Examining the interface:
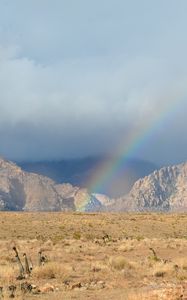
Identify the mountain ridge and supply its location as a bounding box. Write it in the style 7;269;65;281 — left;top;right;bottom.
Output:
0;157;186;212
108;162;187;212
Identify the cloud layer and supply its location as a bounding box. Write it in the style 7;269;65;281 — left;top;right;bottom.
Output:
0;0;186;163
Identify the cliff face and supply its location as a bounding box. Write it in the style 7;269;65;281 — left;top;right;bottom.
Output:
0;158;65;211
110;162;187;211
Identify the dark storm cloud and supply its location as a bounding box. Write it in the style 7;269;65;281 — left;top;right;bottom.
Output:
0;0;186;163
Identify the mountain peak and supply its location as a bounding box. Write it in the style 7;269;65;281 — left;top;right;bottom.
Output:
110;161;187;212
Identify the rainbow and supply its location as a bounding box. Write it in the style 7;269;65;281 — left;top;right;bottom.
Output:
76;90;186;210
86;91;186;198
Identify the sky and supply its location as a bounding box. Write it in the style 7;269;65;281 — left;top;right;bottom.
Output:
0;0;186;164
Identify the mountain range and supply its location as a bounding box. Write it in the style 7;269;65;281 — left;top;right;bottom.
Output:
0;157;186;212
18;156;157;198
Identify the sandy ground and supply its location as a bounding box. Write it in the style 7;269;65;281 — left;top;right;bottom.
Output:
0;212;187;299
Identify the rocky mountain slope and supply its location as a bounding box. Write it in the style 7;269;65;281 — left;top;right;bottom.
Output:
0;158;64;211
109;162;187;211
0;157;106;211
0;157;186;212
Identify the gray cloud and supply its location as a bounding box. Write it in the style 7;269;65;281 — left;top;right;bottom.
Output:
0;0;186;163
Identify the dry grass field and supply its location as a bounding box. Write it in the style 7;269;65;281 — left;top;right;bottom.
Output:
0;212;187;299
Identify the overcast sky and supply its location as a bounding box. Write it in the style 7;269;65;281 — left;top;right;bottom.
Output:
0;0;186;164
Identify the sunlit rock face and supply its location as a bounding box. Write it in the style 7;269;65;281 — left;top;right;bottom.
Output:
109;162;187;212
0;157;64;211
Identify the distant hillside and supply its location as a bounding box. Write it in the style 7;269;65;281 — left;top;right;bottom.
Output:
108;162;187;211
18;156;157;198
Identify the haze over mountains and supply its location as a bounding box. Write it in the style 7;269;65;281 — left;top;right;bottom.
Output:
0;156;186;212
18;156;157;198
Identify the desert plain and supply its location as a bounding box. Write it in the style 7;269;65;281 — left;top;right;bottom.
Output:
0;212;187;299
